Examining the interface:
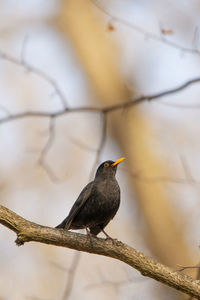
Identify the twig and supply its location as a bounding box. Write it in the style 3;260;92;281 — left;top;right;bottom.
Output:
104;77;200;112
0;49;68;108
67;136;97;152
157;101;200;109
0;204;200;299
177;260;200;300
0;76;199;183
85;278;133;291
190;265;200;300
177;264;200;272
0;50;200;184
38;117;59;181
123;167;200;185
0;78;199;124
180;155;194;181
85;272;146;291
0;105;11;116
89;112;107;179
91;0;200;56
61;252;81;300
132;175;200;185
20;35;29;65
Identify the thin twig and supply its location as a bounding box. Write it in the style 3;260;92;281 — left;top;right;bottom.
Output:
38;117;56;163
67;136;97;152
0;78;199;126
177;264;200;272
122;167;200;185
0;49;68;108
188;262;200;300
38;117;59;181
104;77;200;112
61;252;81;300
90;112;107;179
85;272;146;291
20;35;29;65
157;101;200;109
180;155;194;181
0;76;199;183
91;0;200;56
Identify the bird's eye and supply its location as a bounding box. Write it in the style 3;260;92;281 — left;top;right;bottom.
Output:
104;162;109;167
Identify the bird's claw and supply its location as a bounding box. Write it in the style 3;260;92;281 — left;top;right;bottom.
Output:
105;237;117;245
85;227;97;244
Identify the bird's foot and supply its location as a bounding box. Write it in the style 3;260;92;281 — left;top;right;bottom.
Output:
85;227;97;244
102;229;117;244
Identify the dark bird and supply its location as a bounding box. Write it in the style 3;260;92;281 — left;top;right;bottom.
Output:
56;157;125;238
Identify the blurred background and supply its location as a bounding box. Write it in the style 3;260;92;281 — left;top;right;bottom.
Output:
0;0;200;299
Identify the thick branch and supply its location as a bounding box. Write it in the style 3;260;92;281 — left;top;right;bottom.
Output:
0;205;200;299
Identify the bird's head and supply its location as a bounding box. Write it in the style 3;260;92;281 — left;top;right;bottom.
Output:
95;157;125;179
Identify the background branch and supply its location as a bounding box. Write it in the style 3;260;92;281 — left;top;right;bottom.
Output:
0;77;199;126
91;0;200;56
1;1;200;299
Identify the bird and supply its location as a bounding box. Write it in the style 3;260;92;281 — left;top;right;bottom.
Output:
55;157;125;239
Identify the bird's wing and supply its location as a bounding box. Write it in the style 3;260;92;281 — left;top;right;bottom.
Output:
56;181;94;229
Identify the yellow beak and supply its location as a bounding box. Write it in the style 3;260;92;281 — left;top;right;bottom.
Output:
111;157;125;167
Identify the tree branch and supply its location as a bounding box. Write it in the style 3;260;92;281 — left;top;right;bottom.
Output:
0;49;68;108
0;204;200;299
91;0;200;56
0;77;200;127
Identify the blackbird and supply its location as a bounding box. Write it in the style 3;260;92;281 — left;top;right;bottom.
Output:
56;157;125;238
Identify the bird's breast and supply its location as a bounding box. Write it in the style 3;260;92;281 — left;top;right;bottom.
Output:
98;178;119;194
71;178;120;228
95;179;120;207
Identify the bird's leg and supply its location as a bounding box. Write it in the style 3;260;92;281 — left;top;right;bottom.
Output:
85;227;95;239
102;229;116;244
85;227;91;236
102;229;112;239
85;227;97;246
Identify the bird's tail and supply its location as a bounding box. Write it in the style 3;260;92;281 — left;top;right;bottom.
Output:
55;217;68;229
55;216;72;229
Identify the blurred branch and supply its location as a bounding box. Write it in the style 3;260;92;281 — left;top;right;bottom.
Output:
20;35;29;65
0;49;68;108
38;117;59;181
127;160;200;185
85;271;146;291
130;174;200;185
89;112;107;179
178;263;200;300
189;264;200;300
85;277;133;291
0;71;200;182
91;0;200;56
177;259;200;300
178;265;200;272
61;110;107;298
0;77;200;123
62;111;107;297
0;204;200;299
61;251;81;300
157;101;200;109
0;39;199;116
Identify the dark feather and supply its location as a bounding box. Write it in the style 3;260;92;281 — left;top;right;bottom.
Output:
55;159;123;237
